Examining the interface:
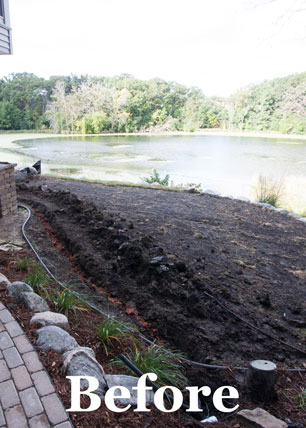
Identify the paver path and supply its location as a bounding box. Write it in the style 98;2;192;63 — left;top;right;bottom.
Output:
0;302;73;428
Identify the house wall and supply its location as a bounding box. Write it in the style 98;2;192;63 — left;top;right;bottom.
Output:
0;163;17;217
0;0;12;54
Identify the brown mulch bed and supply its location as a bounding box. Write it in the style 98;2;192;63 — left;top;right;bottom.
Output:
0;249;305;427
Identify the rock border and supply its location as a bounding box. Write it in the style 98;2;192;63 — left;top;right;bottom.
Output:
200;189;306;223
3;277;153;407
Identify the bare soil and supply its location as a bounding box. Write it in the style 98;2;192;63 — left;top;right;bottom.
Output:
1;250;305;427
17;177;306;367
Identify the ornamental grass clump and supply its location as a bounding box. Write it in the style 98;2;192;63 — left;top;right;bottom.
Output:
49;287;89;318
96;318;137;355
113;344;187;388
25;262;49;297
255;175;284;207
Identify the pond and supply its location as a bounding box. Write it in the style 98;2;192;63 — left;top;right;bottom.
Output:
2;133;306;212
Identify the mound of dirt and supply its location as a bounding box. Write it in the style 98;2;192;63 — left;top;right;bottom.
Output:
18;177;306;366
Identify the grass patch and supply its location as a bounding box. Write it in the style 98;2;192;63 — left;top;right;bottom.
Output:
112;344;187;388
255;175;284;207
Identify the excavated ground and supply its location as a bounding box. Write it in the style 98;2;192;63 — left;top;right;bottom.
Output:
17;176;306;367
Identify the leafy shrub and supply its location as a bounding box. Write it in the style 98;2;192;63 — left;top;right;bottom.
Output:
142;170;170;186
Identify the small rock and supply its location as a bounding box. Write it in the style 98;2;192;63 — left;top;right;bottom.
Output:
20;292;49;312
105;374;154;406
37;326;78;353
7;282;33;299
150;256;164;265
193;232;204;239
9;239;25;248
176;262;187;273
156;265;169;274
0;244;23;252
237;408;287;428
30;311;69;330
63;348;107;396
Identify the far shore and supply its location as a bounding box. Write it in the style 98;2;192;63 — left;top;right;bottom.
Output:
2;128;306;142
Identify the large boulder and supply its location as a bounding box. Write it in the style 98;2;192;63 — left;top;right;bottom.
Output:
20;292;49;312
63;348;107;397
105;374;154;406
7;282;33;299
36;326;78;353
30;311;69;330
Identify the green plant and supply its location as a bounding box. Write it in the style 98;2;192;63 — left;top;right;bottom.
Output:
283;387;306;408
142;170;170;186
96;318;136;355
49;288;88;317
25;263;49;296
295;387;306;408
112;344;187;388
16;258;30;271
255;175;283;207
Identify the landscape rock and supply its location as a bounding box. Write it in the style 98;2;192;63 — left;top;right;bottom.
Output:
30;311;69;330
204;189;221;196
0;272;10;285
36;326;78;353
150;256;164;265
237;407;287;428
20;292;49;312
7;282;33;299
288;212;301;219
236;196;250;202
63;348;107;396
105;374;154;406
254;202;273;208
0;244;23;252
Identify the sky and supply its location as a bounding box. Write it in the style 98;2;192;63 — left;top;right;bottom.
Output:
1;0;306;96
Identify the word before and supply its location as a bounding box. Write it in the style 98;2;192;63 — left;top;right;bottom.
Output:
66;374;239;413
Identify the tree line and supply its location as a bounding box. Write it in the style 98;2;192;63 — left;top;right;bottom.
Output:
0;72;305;134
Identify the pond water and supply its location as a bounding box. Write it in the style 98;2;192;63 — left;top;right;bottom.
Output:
4;134;306;212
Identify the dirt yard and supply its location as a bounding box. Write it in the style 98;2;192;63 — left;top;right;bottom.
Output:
17;177;306;369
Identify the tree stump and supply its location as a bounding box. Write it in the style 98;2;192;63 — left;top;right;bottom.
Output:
246;360;277;403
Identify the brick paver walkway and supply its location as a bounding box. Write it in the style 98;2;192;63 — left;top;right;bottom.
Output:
0;302;73;428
